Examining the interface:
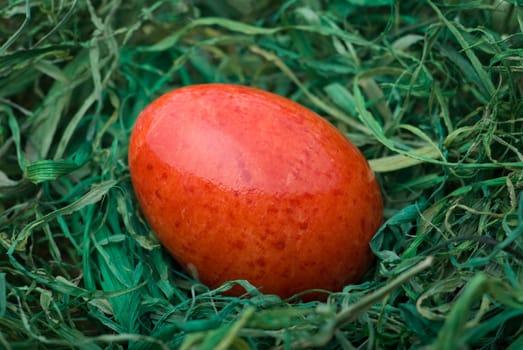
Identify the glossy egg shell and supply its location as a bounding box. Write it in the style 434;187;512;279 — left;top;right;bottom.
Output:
128;84;383;299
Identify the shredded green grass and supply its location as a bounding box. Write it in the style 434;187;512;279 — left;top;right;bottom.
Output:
1;0;523;349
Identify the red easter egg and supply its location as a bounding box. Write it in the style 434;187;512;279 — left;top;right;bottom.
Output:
128;84;383;299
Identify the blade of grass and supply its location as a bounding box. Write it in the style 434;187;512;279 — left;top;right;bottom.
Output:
369;146;442;172
180;307;255;350
429;0;496;100
250;45;370;134
0;0;30;54
432;273;523;350
7;180;116;253
0;273;5;319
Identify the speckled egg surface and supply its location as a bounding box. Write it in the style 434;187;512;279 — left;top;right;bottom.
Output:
128;84;383;299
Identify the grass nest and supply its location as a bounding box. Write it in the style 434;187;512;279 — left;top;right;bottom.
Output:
1;0;522;349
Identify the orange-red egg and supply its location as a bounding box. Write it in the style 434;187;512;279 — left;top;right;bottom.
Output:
128;84;383;299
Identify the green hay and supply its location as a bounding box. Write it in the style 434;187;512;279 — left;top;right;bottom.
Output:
1;0;523;349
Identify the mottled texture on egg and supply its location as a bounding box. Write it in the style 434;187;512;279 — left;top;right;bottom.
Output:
128;84;383;299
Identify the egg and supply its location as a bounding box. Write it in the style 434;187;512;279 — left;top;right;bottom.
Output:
128;84;383;299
